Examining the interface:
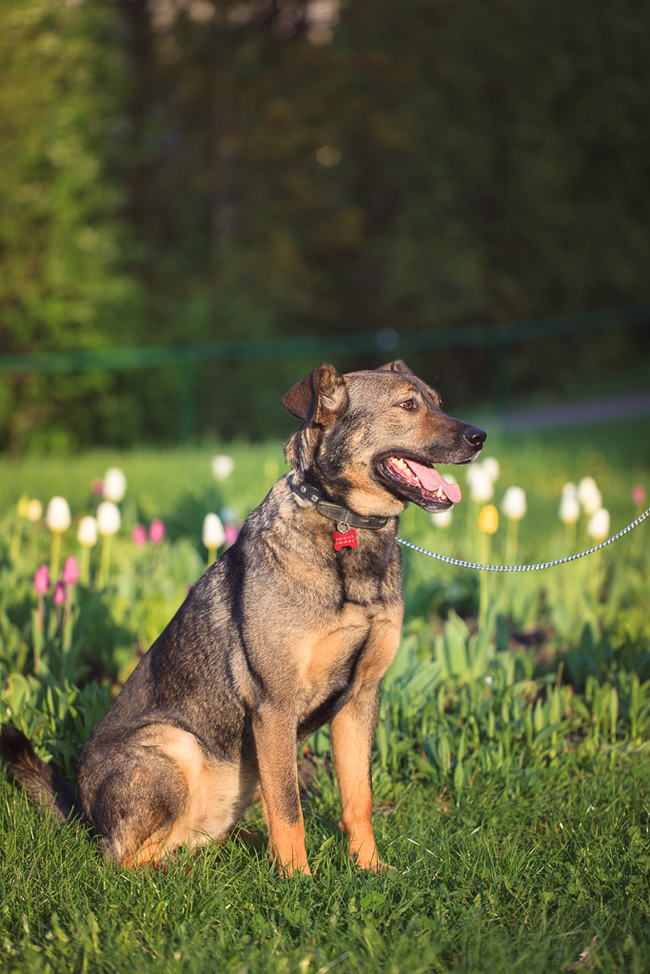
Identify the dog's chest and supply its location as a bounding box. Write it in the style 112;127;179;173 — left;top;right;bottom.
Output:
295;600;401;715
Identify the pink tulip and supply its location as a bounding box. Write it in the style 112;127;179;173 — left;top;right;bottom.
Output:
34;564;50;595
91;478;104;497
61;556;79;587
224;523;240;547
632;484;646;506
52;581;66;606
149;519;165;544
132;523;147;546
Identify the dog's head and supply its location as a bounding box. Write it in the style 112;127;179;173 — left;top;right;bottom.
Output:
282;361;486;518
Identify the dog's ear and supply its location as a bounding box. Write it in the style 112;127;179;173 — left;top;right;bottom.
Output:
376;360;414;375
281;364;348;426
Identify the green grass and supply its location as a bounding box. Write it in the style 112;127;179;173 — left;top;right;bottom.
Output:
2;753;650;973
1;414;649;972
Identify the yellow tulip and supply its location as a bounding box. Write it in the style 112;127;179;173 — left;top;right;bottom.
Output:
16;494;30;519
478;504;499;534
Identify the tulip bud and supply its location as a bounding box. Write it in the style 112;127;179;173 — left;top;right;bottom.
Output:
578;477;602;516
16;494;30;519
559;493;580;525
77;516;98;547
203;513;225;550
224;522;240;546
26;499;43;522
34;564;50;595
432;509;453;528
632;484;646;506
46;496;71;534
478;504;499;534
149;519;165;544
467;464;494;503
211;454;235;481
131;523;147;546
103;467;127;503
501;486;527;521
481;457;500;483
587;507;610;541
52;581;66;606
97;501;121;537
61;556;79;587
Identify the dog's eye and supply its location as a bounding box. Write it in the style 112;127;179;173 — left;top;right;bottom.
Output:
399;399;416;410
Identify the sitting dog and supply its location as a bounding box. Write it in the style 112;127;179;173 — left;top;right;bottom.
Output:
1;360;485;874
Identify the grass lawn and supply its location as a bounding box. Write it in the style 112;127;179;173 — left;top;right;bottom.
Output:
2;753;649;973
1;413;649;973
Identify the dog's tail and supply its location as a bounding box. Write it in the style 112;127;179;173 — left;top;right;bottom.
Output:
0;723;86;824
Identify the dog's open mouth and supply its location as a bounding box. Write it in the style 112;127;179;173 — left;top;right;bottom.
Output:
377;456;462;507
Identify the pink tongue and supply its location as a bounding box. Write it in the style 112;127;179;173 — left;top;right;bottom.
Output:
405;460;462;503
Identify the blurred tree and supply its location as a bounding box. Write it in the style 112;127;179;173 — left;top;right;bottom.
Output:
0;0;142;451
0;0;649;448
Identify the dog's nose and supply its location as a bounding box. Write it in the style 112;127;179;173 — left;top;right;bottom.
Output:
463;427;487;449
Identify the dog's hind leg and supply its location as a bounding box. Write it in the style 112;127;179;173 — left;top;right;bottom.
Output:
82;725;259;867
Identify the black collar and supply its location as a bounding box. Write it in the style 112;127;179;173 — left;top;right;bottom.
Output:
290;480;391;531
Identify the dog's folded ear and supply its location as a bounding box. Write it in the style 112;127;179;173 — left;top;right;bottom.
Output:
376;360;414;375
281;364;349;425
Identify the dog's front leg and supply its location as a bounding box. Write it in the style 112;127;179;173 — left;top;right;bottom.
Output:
330;685;386;872
253;706;310;876
330;615;401;872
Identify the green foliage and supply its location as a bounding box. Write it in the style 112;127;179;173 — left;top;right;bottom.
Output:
0;0;141;451
0;430;649;970
1;0;650;447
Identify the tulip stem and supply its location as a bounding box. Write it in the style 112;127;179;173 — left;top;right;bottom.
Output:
478;533;490;631
50;532;61;582
10;517;25;563
80;546;91;586
207;547;217;566
99;536;112;588
505;518;519;566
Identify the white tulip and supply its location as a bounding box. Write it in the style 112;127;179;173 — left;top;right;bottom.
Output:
431;509;453;528
211;455;235;481
587;507;610;541
467;464;494;503
202;513;225;550
501;486;527;521
482;457;500;482
103;467;127;503
578;476;602;516
561;481;578;498
26;499;43;523
46;496;71;534
77;515;98;548
97;501;121;537
558;493;580;524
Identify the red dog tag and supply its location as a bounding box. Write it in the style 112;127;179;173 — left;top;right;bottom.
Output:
333;527;358;550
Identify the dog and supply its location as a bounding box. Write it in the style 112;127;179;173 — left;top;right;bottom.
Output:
1;360;485;875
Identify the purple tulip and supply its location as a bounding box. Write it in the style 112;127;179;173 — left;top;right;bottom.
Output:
34;564;50;595
132;523;147;546
61;556;79;587
52;581;66;606
149;519;165;544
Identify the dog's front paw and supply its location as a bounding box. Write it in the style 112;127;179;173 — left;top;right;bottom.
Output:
350;845;396;873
